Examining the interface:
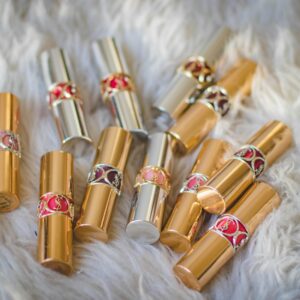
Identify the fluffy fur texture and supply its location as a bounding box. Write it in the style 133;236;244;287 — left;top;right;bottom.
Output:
0;0;300;299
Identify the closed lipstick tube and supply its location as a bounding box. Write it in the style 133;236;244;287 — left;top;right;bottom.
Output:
37;151;74;275
168;59;257;153
153;27;232;123
40;48;92;156
126;132;173;244
0;93;21;212
93;38;147;137
75;127;132;242
174;181;281;291
198;120;292;215
160;139;230;252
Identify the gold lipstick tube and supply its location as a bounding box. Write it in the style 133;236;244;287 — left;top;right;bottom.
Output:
92;38;147;137
198;120;292;215
174;181;281;291
40;48;92;156
160;139;230;252
168;59;257;153
37;151;74;275
126;132;173;244
153;27;232;123
75;127;132;242
0;93;21;212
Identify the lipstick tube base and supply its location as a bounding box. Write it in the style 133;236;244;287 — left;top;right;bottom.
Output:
126;220;160;244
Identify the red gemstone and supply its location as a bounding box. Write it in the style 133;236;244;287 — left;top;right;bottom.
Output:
187;176;198;189
243;148;254;159
109;78;118;89
254;159;264;172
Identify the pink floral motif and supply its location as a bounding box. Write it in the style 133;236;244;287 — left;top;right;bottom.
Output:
211;214;249;251
180;173;208;194
101;73;134;97
0;130;21;156
48;82;81;105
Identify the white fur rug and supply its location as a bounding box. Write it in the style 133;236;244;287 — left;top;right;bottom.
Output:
0;1;300;299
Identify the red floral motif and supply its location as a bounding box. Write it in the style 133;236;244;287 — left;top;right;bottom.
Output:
135;166;170;193
48;82;81;105
211;214;249;251
180;173;208;194
181;56;214;84
233;145;266;177
0;130;21;156
200;86;230;116
101;73;134;97
87;164;123;195
38;193;74;219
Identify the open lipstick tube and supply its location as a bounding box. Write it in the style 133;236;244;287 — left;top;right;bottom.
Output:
198;120;292;215
75;127;132;242
37;151;74;275
160;139;230;252
0;93;21;212
126;132;173;244
168;59;257;153
92;38;147;137
153;27;232;123
40;48;92;156
174;181;281;291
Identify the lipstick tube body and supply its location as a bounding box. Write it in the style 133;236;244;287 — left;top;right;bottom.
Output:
75;127;132;242
174;181;281;291
0;93;21;212
160;139;230;252
93;38;147;137
198;120;292;214
126;132;173;244
40;48;92;156
37;151;74;275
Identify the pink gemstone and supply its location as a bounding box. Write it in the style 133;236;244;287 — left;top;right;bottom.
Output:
52;86;62;98
65;84;72;95
187;176;198;189
143;168;154;181
156;171;165;185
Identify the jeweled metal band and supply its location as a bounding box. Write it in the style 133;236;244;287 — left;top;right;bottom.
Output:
210;214;249;252
100;73;135;99
135;165;171;193
87;163;123;195
179;172;208;194
48;81;82;106
178;56;214;84
199;85;230;116
233;144;266;178
0;130;21;157
38;192;74;219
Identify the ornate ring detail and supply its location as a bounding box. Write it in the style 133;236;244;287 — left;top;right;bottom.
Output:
179;172;208;194
48;81;82;106
200;85;230;116
135;166;171;193
101;73;134;98
210;214;249;251
87;164;123;195
233;145;266;178
38;192;74;219
179;56;214;84
0;130;21;157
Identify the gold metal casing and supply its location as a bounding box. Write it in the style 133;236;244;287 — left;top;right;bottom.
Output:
198;120;292;214
174;182;281;291
126;132;173;244
160;139;230;252
93;38;147;137
0;93;20;212
75;127;132;242
38;151;73;275
153;27;232;123
168;59;257;153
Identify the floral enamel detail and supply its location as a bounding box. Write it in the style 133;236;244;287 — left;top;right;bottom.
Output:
101;73;134;98
0;130;21;157
48;81;81;106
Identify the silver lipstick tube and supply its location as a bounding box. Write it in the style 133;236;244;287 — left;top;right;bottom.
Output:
40;48;92;156
92;38;147;137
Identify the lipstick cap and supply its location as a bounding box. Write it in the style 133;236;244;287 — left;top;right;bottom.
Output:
174;182;281;291
41;48;92;156
198;120;292;215
75;127;132;242
153;27;232;123
160;139;230;252
92;38;147;137
0;93;21;212
38;150;74;275
126;132;173;244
